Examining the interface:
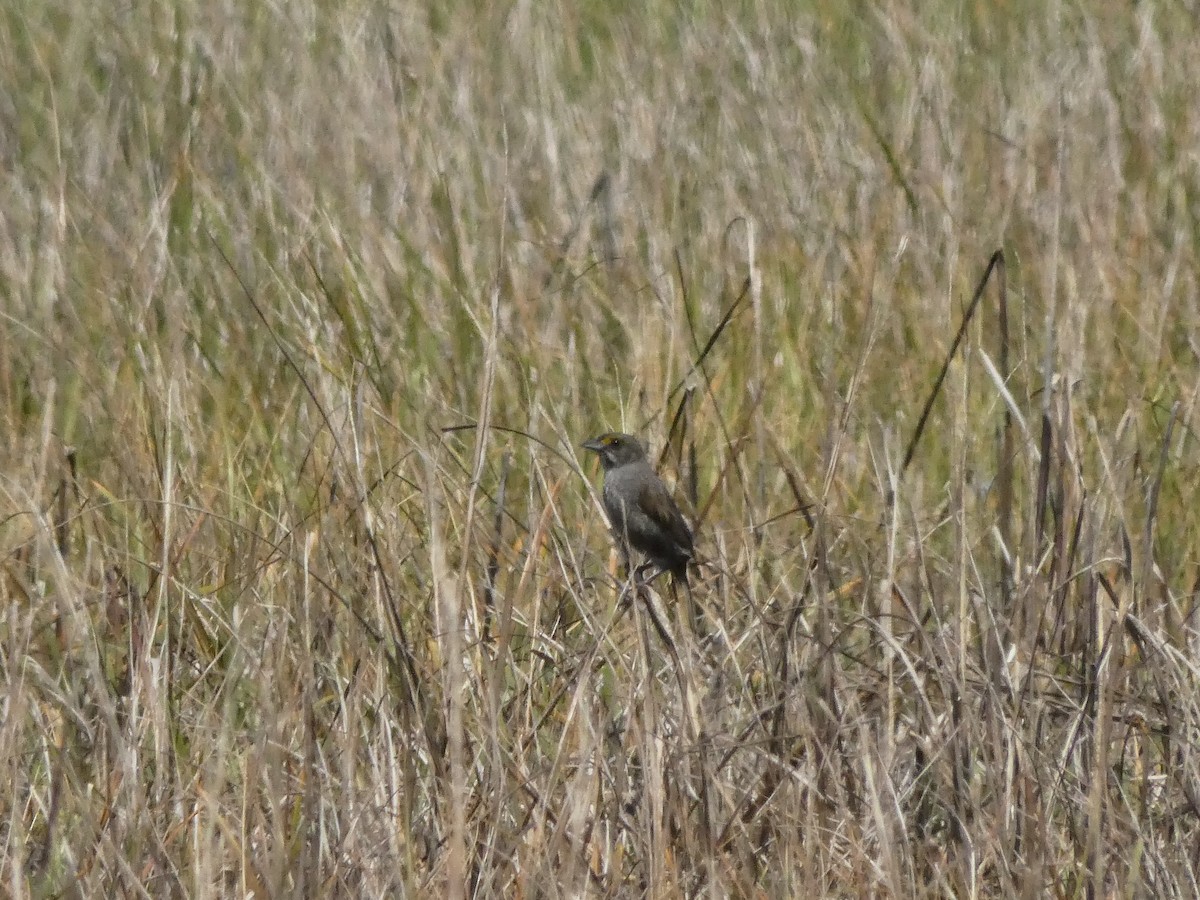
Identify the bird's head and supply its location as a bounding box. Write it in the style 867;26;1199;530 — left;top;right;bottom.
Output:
582;432;647;470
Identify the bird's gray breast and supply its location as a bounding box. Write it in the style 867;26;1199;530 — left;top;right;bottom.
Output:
601;464;640;529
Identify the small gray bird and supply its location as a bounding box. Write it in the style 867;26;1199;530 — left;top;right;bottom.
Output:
581;432;694;585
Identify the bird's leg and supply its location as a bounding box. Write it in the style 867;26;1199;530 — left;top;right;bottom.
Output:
633;561;656;585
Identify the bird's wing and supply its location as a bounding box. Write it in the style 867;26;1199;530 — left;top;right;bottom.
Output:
637;478;694;553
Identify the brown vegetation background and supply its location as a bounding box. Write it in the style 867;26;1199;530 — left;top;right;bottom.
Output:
2;1;1199;896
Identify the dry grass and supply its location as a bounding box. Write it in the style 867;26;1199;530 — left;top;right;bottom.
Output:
3;0;1200;896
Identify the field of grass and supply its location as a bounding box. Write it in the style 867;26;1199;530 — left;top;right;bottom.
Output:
3;0;1200;896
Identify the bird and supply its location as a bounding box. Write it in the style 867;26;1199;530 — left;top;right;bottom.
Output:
581;432;694;587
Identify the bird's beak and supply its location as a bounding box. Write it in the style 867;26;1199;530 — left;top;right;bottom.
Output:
581;438;604;453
